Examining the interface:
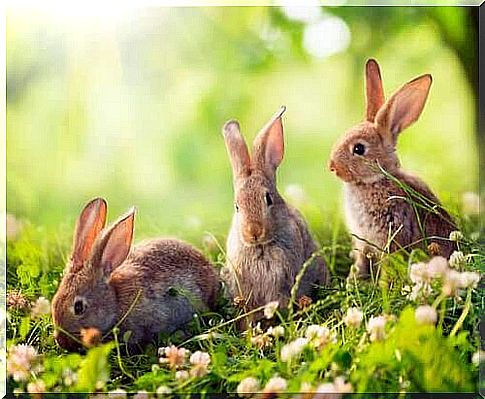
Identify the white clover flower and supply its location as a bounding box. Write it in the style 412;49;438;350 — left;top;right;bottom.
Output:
462;192;480;216
189;351;211;378
108;389;127;399
305;325;334;350
263;301;279;319
409;262;431;284
280;338;309;362
31;297;51;319
449;251;466;269
428;256;449;278
442;269;463;296
237;377;260;397
314;382;337;394
159;345;189;369
343;307;363;328
27;380;45;393
415;305;437;325
459;271;480;289
262;376;288;393
156;385;172;394
266;325;284;338
175;370;189;381
7;344;42;382
367;316;387;342
449;231;464;242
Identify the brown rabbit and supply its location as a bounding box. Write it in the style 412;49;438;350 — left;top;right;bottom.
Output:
329;59;456;276
221;107;328;323
51;198;219;351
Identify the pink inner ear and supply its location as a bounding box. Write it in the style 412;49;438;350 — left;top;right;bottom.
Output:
264;117;284;169
100;213;134;274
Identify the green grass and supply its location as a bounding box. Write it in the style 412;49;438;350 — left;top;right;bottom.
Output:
5;208;483;395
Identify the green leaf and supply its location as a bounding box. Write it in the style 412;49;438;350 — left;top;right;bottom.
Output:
74;343;114;392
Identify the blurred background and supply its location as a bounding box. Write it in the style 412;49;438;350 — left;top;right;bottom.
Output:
6;6;478;245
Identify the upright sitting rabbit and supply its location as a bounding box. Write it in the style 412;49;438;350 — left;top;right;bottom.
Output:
221;107;328;322
52;198;219;351
329;59;456;276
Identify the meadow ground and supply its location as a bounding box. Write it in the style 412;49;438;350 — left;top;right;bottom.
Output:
5;195;483;396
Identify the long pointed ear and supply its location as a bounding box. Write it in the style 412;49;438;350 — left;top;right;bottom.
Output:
365;59;385;122
71;198;107;271
375;74;432;145
252;106;286;176
95;207;135;276
222;120;251;179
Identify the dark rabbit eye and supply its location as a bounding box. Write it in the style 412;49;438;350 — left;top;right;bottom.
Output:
235;203;239;212
73;297;86;316
265;192;273;207
353;143;366;156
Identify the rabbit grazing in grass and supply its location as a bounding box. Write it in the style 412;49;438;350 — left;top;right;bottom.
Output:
221;107;328;323
329;59;456;277
51;198;219;351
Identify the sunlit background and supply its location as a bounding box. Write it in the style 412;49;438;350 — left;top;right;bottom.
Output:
6;6;478;245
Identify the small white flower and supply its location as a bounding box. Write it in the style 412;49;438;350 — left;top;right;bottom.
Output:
409;262;431;284
263;301;279;319
31;297;51;319
305;325;334;350
7;344;42;382
237;377;260;397
27;380;45;393
263;376;288;393
280;338;309;362
159;345;188;369
175;370;189;381
108;389;127;399
367;316;387;342
189;351;211;378
156;385;172;394
459;271;480;289
428;256;449;278
449;251;466;269
443;269;463;296
266;325;284;338
462;192;480;216
333;376;353;393
415;305;437;325
449;231;464;242
343;307;363;328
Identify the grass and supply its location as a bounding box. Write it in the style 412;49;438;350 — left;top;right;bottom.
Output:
5;200;483;396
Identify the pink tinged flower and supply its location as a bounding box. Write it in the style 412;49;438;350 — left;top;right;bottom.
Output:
427;256;449;278
27;380;46;393
175;370;189;381
415;305;437;325
31;297;51;319
459;271;480;289
189;351;211;378
262;376;288;393
237;377;260;397
442;269;464;297
409;262;431;284
343;307;363;328
158;345;188;369
7;344;42;382
367;316;386;342
280;338;309;362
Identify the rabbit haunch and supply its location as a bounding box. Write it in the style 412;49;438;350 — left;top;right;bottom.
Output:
221;107;328;322
51;198;219;351
329;59;456;276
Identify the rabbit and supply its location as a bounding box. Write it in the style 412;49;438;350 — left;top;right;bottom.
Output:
51;198;219;351
328;59;456;277
221;106;329;324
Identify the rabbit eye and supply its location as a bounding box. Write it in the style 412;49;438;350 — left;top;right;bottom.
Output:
235;203;239;212
265;192;273;207
353;143;366;156
73;297;86;316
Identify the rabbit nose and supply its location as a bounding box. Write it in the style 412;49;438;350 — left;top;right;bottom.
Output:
244;223;264;243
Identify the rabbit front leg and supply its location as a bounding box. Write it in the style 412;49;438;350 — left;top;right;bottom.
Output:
350;237;372;278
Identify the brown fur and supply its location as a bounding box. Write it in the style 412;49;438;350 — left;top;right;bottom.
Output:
329;60;456;276
221;107;328;325
51;199;219;351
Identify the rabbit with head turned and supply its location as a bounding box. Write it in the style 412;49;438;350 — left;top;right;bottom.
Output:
51;198;219;351
329;59;456;277
221;107;329;323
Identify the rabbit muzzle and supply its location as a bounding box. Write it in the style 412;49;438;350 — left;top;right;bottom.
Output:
242;221;266;244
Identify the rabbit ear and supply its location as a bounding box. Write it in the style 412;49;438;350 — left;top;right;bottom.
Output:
71;198;107;271
365;59;385;122
223;120;251;179
252;106;286;176
375;74;432;145
96;207;135;276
